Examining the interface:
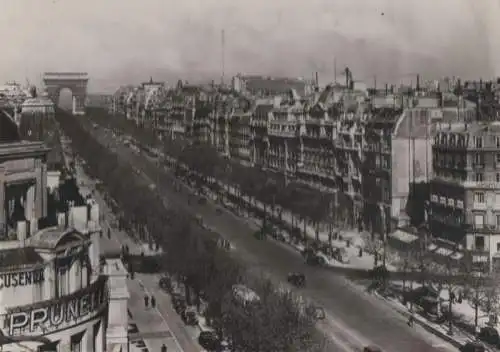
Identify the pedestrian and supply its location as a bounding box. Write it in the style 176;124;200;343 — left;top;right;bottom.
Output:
107;228;111;239
151;295;156;308
161;343;167;352
144;295;149;308
359;247;363;257
407;313;414;327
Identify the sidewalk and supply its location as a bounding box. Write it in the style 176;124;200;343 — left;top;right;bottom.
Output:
373;290;473;349
128;277;182;352
212;180;398;271
65;137;201;352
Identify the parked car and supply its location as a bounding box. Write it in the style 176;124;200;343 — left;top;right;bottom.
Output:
287;272;306;287
253;230;266;240
303;249;326;266
181;307;199;326
198;331;220;351
403;286;439;305
478;326;500;346
172;294;186;314
460;341;486;352
159;276;172;292
306;305;326;320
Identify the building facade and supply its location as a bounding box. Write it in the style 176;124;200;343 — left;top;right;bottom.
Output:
431;121;500;271
0;91;128;351
0;138;110;352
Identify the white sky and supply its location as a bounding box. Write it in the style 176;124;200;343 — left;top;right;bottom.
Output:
1;0;500;92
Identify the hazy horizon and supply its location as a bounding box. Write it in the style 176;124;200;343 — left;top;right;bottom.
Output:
2;0;500;93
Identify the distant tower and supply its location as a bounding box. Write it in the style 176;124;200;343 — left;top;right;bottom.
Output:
221;29;226;86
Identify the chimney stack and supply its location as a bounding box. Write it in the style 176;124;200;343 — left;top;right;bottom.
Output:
315;72;319;88
416;74;420;92
385;83;388;95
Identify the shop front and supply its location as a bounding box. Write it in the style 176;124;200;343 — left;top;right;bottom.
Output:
1;276;108;352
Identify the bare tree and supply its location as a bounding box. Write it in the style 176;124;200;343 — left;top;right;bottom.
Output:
429;256;462;336
222;276;324;352
465;270;500;331
361;232;384;267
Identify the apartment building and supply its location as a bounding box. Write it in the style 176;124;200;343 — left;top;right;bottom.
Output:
249;98;274;165
227;98;253;165
232;74;313;97
431;121;500;271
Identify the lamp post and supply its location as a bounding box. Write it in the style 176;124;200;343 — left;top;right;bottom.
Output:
380;203;387;267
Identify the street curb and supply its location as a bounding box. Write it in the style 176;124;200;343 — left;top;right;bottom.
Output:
372;292;466;349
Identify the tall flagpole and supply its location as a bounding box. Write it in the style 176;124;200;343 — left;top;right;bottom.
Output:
221;29;225;86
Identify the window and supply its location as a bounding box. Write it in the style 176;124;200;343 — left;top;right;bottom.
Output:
497;215;500;229
497;173;500;183
475;153;482;164
496;136;500;148
450;134;455;145
474;214;485;228
474;136;483;148
497;242;500;252
475;235;485;250
38;340;60;352
382;156;390;169
475;173;484;182
70;332;84;352
56;266;70;298
475;192;485;203
92;322;101;352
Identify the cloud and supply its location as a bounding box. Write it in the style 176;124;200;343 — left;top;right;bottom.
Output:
1;0;499;92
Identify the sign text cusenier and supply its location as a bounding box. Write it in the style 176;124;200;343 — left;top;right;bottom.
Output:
0;268;45;289
6;277;107;336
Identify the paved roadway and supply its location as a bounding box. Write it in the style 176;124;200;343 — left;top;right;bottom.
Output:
62;131;201;352
81;118;459;352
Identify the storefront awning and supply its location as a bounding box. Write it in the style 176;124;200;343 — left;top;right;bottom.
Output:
389;229;419;244
428;243;438;251
473;255;489;263
435;247;454;256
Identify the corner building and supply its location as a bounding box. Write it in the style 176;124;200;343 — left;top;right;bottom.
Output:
0;98;115;351
431;121;500;271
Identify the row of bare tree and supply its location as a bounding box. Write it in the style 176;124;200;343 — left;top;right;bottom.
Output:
87;108;352;244
56;108;331;351
84;108;500;335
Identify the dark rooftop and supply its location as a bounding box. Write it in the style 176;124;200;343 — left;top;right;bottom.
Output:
29;227;87;250
0;247;44;270
369;107;403;123
0;109;20;142
244;77;307;96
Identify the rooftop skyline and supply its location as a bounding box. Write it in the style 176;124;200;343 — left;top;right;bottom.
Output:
1;0;499;93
